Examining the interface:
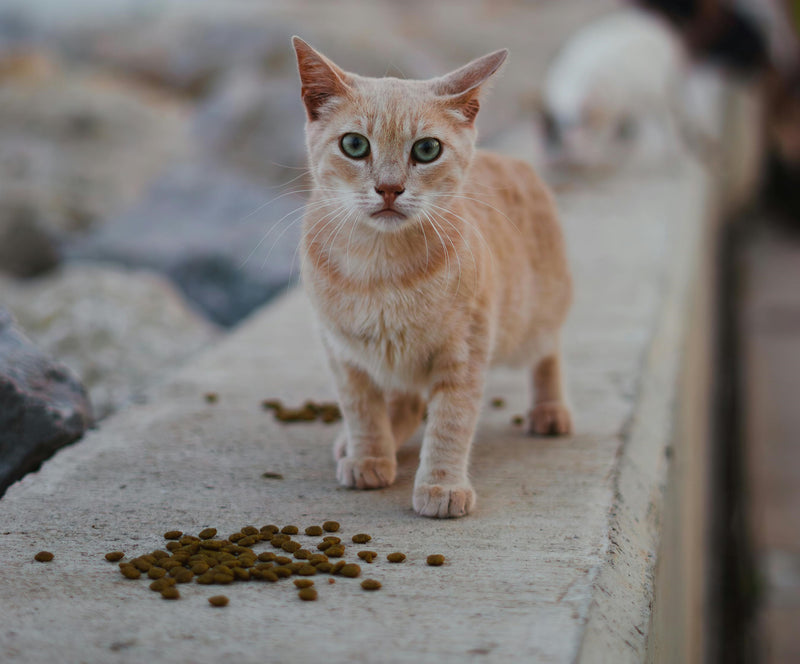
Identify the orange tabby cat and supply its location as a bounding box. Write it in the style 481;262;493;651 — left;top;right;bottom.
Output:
293;37;573;518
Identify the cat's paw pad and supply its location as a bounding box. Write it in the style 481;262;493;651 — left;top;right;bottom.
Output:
527;401;573;436
332;431;347;461
413;482;475;518
337;456;396;489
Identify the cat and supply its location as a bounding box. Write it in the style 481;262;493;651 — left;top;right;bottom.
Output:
292;37;573;518
539;8;687;170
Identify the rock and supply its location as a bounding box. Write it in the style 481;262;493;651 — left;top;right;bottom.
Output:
0;193;59;277
66;161;306;327
0;66;190;237
0;306;91;496
0;265;219;419
194;71;307;182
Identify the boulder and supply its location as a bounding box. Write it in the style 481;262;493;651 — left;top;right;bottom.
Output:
0;306;91;495
0;265;219;419
0;193;59;277
66;161;306;327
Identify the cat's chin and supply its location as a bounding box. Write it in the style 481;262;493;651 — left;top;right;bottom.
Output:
366;210;412;232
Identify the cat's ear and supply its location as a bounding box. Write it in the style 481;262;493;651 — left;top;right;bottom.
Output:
432;49;508;125
292;36;352;121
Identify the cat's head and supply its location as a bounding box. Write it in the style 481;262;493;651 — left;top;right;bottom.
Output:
293;37;507;232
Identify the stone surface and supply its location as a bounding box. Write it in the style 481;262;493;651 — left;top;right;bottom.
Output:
0;65;190;238
0;193;59;277
0;306;91;495
0;152;710;662
66;161;306;327
0;265;219;420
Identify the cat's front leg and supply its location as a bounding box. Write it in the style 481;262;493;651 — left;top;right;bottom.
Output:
413;348;486;518
328;356;397;489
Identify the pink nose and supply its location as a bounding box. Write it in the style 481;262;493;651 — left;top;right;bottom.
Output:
375;184;405;206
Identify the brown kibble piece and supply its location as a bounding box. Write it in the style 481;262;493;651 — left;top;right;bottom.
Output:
294;549;311;560
34;551;54;563
340;564;361;578
326;546;345;558
358;551;377;563
315;562;333;573
120;565;141;579
261;472;284;480
241;526;258;536
305;525;324;536
490;397;505;409
164;530;182;540
387;552;406;563
198;528;217;540
204;392;218;403
208;595;229;607
105;551;124;562
274;556;292;565
361;579;382;590
426;554;445;566
351;533;371;544
294;579;315;589
161;587;180;600
331;561;347;575
282;541;301;553
322;521;339;532
298;587;318;601
147;566;167;579
280;525;299;535
297;565;317;576
149;578;176;592
257;552;276;563
316;540;332;551
511;415;525;426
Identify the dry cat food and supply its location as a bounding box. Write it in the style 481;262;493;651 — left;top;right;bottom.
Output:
34;551;54;562
511;415;525;427
101;520;447;604
204;392;218;404
490;397;506;409
262;399;342;424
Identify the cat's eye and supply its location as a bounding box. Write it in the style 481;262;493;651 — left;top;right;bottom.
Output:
411;138;441;163
340;133;370;159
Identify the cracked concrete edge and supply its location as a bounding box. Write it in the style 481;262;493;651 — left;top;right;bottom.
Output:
575;158;714;664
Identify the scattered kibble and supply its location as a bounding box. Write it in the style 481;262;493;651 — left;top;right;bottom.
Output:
358;551;377;563
261;472;284;480
105;551;124;562
208;595;229;607
305;525;323;536
490;397;505;409
322;521;340;532
164;530;182;540
511;415;525;427
198;528;217;540
352;533;371;544
34;551;54;563
326;546;345;558
294;579;314;589
387;552;406;563
361;579;381;591
426;554;445;566
119;565;141;579
281;525;299;535
204;392;218;404
161;587;180;600
298;587;318;601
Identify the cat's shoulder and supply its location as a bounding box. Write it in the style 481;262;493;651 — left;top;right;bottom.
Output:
470;149;548;193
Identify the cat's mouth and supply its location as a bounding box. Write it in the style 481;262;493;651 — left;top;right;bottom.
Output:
371;208;407;221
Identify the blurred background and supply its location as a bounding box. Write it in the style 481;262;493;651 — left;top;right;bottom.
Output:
0;0;797;661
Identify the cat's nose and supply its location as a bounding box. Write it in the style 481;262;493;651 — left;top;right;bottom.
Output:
375;184;405;206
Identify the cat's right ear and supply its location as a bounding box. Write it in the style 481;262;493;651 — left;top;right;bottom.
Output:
292;37;351;121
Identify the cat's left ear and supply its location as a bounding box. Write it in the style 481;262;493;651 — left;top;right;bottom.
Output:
432;49;509;125
292;36;352;121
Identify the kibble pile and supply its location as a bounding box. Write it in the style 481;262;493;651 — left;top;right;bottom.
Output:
77;521;446;606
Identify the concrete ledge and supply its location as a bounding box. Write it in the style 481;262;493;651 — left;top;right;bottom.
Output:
0;153;713;662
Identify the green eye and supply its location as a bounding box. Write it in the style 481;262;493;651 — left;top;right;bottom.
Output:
411;138;441;163
340;133;370;159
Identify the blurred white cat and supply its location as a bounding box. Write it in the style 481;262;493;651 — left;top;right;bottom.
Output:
539;8;686;170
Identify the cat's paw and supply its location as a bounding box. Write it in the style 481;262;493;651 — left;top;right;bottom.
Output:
332;431;347;461
337;456;396;489
413;482;476;518
527;401;573;436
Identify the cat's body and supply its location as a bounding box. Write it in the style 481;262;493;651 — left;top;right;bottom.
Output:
293;38;572;517
540;8;686;169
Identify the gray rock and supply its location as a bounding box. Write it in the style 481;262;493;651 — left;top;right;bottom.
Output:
194;71;307;182
0;66;190;237
67;161;306;326
0;265;219;419
0;193;59;277
0;306;91;496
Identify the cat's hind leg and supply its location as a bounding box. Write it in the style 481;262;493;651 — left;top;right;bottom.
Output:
387;392;425;450
527;342;573;436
